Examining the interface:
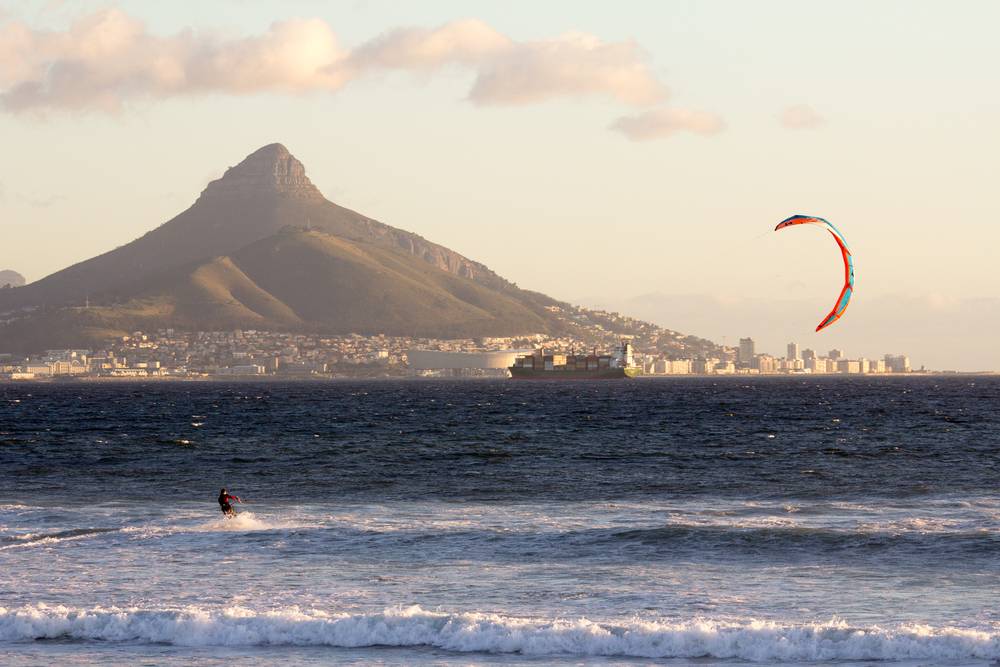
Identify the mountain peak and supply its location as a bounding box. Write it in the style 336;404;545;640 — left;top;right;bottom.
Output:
200;143;322;201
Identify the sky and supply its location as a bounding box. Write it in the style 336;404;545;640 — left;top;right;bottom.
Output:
1;0;998;369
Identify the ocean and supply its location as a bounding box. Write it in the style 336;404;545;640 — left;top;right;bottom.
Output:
1;377;998;665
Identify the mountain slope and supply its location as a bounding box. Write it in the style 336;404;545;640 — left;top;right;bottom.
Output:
0;142;726;358
0;144;511;310
126;228;550;337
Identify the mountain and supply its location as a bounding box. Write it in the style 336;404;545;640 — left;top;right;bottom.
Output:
0;144;511;311
0;143;724;358
104;227;550;337
0;271;25;288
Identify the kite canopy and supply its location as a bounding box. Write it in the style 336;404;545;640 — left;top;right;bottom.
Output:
774;214;854;332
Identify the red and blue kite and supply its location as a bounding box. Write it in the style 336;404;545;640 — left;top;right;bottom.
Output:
775;215;854;332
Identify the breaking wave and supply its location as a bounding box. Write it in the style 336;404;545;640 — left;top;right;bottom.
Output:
0;527;120;550
0;604;997;661
192;511;275;532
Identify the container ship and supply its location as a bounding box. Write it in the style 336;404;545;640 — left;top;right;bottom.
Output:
509;341;641;379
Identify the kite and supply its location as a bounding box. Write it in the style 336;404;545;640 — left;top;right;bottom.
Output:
774;214;854;332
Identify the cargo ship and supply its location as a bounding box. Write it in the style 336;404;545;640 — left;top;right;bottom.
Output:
509;341;642;379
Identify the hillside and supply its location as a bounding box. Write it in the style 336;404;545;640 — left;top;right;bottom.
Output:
0;144;512;311
106;227;552;337
0;143;725;358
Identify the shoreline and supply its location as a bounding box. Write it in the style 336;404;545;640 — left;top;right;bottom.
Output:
1;371;996;385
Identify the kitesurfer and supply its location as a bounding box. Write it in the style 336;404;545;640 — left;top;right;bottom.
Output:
218;488;242;518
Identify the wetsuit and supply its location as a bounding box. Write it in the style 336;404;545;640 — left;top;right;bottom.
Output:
218;492;240;517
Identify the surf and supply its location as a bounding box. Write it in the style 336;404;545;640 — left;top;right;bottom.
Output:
1;604;998;662
0;527;121;550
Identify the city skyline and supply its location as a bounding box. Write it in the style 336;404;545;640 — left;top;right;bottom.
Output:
3;1;999;369
0;328;920;380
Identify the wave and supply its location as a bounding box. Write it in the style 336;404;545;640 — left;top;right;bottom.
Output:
191;511;274;532
0;512;303;551
0;527;120;550
186;511;315;533
0;605;996;662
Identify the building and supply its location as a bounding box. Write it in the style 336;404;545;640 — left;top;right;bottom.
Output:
23;362;53;377
220;364;266;375
714;361;736;374
668;359;692;375
828;349;844;360
802;348;816;361
807;357;831;373
781;358;805;372
787;342;800;361
693;357;718;374
884;354;911;373
837;359;861;374
755;354;777;373
406;349;531;371
738;338;756;366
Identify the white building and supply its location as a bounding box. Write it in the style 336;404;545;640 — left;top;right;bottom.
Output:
406;349;532;370
884;354;911;373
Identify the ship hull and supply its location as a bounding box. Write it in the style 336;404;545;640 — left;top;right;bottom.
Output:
509;367;641;379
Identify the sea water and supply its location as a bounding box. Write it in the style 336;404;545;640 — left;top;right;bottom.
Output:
1;378;998;665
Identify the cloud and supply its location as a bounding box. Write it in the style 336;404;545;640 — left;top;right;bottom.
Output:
0;10;347;112
467;32;667;106
779;104;825;129
0;11;670;113
610;108;725;141
349;19;511;70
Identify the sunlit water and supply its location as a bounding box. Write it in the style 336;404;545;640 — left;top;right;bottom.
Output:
1;378;998;665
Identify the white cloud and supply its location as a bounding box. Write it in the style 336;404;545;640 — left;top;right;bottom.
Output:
349;19;511;70
467;32;667;106
779;104;825;129
0;11;670;114
0;10;347;112
610;108;725;141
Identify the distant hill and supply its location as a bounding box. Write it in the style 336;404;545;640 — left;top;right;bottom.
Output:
0;270;25;288
0;144;725;358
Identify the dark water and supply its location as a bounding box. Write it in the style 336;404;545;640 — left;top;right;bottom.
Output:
1;377;998;665
3;377;998;502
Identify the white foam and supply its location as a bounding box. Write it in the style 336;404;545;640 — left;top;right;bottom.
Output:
0;604;997;661
198;511;271;531
190;511;306;532
0;527;121;551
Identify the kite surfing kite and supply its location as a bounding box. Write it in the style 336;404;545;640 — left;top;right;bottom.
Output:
774;215;854;332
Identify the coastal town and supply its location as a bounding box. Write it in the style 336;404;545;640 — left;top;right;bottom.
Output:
0;327;918;380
